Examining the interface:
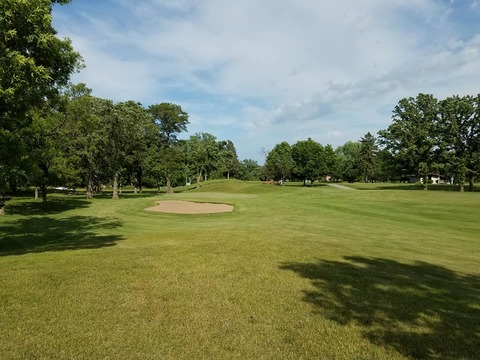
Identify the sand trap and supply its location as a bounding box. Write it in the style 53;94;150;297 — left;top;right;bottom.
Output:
146;200;234;214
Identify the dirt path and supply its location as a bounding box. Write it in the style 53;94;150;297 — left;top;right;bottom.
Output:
327;183;357;191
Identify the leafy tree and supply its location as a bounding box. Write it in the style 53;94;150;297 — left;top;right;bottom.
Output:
439;95;480;191
237;159;263;181
0;0;81;129
375;148;400;182
148;103;189;193
291;138;324;186
357;132;378;183
26;104;71;207
187;132;219;188
218;140;239;179
0;0;81;212
379;94;440;190
63;89;112;199
264;142;294;185
334;141;361;182
97;101;150;199
322;144;337;179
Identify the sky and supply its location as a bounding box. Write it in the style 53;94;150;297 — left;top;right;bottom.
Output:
52;0;480;163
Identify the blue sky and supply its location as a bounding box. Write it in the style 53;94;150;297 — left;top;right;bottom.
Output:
53;0;480;163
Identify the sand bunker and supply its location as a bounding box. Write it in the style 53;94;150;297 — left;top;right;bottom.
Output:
146;200;234;214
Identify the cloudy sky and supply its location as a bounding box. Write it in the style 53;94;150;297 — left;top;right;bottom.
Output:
53;0;480;163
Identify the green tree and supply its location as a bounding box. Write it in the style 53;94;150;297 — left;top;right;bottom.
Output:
0;0;81;212
187;132;219;188
322;144;337;179
148;103;189;193
264;142;294;185
0;0;81;129
237;159;263;181
63;89;111;199
379;94;440;190
26;103;72;208
100;101;150;199
357;132;378;183
218;140;239;179
334;141;361;182
439;95;480;191
291;138;324;186
375;148;400;182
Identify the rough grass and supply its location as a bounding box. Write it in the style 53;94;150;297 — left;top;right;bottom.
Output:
1;180;479;359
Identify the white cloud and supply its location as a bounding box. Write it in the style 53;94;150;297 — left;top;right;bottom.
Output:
53;0;480;162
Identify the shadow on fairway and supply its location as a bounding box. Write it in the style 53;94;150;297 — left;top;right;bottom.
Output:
281;257;480;359
0;216;124;256
6;197;91;216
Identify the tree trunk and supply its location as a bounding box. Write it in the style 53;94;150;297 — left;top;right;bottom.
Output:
157;185;161;193
86;178;93;199
227;171;230;180
41;185;47;209
423;175;428;191
35;187;39;200
0;206;4;216
197;172;201;189
204;173;207;182
166;177;173;194
137;168;143;193
459;182;464;192
112;173;120;199
468;176;474;192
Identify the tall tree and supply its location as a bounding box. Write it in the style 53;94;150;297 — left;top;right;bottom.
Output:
100;101;150;199
237;159;263;181
63;89;111;199
0;0;81;212
322;144;337;178
219;140;239;179
379;94;440;190
0;0;81;129
439;95;480;191
148;103;189;193
187;132;219;188
264;142;294;185
27;103;72;208
291;138;324;186
357;132;378;183
334;141;361;182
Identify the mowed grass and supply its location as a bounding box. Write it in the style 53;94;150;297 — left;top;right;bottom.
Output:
0;180;479;359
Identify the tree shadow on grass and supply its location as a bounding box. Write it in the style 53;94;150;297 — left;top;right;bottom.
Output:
280;257;480;359
0;216;124;256
6;197;91;216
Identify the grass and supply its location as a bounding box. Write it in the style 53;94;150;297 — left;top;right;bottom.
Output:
0;180;479;359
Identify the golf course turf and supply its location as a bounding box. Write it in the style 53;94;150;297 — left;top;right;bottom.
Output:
0;180;479;359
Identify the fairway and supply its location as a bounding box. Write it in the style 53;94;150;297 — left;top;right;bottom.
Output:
1;180;479;359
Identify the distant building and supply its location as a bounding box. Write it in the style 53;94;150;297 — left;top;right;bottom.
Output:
408;174;449;184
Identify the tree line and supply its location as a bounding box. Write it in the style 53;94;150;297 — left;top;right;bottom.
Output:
264;93;480;191
0;0;262;214
1;1;479;215
2;81;264;207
